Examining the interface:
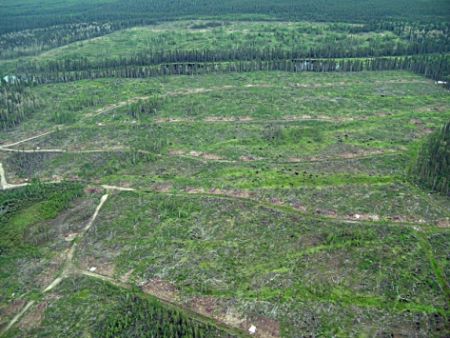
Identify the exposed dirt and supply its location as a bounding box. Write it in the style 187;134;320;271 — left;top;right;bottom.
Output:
339;149;385;159
120;269;135;283
410;118;424;126
315;209;338;217
185;187;206;194
0;162;29;190
189;151;224;161
187;296;280;338
209;188;255;199
204;116;237;122
291;202;307;212
64;233;78;242
245;316;280;338
18;301;48;330
269;197;284;206
35;252;67;289
171;149;398;164
155;117;191;123
0;300;27;321
102;184;136;192
0;131;55;148
141;278;180;303
188;296;222;319
387;215;407;222
436;218;449;228
152;182;173;193
168;149;186;156
244;83;272;88
79;256;115;277
2;301;35;334
240;155;264;162
346;213;380;221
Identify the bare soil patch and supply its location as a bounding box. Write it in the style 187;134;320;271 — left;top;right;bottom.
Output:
209;188;255;199
79;257;115;278
0;300;27;322
346;213;380;221
141;278;179;302
152;183;173;193
189;151;224;160
315;209;337;217
185;187;206;194
246;316;280;338
290;201;307;212
240;155;264;162
120;269;135;283
18;301;48;330
169;149;186;156
436;218;449;228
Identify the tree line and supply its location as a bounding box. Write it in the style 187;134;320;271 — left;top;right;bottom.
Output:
3;54;447;130
411;121;450;196
17;55;450;88
0;21;143;60
0;83;41;130
16;32;450;75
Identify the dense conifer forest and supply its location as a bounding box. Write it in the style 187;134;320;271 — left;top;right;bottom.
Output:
412;121;450;195
2;0;449;34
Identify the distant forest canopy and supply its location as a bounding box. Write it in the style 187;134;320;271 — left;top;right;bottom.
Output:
1;0;450;34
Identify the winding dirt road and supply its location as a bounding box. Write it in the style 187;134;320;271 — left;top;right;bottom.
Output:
0;163;29;190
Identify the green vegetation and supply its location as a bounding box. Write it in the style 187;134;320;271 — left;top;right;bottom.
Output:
3;276;237;337
75;191;448;336
0;182;84;329
0;1;449;336
97;290;235;337
411;121;450;195
1;70;446;336
0;84;41;130
1;0;449;35
6;21;448;64
0;182;83;252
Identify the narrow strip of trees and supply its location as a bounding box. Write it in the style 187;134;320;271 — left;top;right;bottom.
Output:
17;55;450;88
0;83;41;130
411;121;450;196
